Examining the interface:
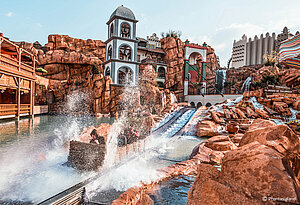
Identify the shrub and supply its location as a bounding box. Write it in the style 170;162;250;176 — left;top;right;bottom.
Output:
35;67;47;73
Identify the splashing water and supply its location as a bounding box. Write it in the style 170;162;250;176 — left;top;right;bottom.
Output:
103;76;140;169
216;69;227;94
249;97;264;110
102;118;124;168
86;109;198;202
289;107;299;122
64;90;92;115
161;92;167;109
0;115;104;203
241;77;251;93
170;93;177;103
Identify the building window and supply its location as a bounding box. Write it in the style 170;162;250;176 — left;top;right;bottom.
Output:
119;45;132;61
105;67;111;76
121;23;131;38
107;45;112;60
188;73;191;81
110;23;114;38
118;67;133;85
157;66;166;78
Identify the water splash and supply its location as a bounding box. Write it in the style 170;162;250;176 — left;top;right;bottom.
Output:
161;92;166;109
103;77;140;169
102;118;124;168
241;77;251;93
86;109;197;201
64;90;92;115
249;96;264;110
216;69;227;94
170;93;177;103
0;115;97;203
289;107;299;122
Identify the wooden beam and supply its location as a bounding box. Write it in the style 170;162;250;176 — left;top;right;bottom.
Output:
18;48;22;71
0;73;3;81
0;38;2;56
13;76;19;86
30;80;34;117
17;77;20;120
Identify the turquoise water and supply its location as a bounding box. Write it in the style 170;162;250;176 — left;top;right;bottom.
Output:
151;175;196;205
0;115;113;203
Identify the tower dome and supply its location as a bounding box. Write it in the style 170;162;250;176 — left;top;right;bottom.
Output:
109;5;136;21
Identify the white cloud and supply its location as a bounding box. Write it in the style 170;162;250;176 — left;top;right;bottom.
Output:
5;12;15;17
216;23;265;39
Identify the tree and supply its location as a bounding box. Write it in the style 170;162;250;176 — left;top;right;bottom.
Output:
161;30;182;39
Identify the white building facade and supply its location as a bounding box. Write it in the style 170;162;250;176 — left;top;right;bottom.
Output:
103;6;139;85
231;27;299;68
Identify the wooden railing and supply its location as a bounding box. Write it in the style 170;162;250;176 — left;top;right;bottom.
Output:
0;104;30;116
0;54;34;75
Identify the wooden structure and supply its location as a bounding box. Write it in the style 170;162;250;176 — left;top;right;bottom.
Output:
0;34;36;120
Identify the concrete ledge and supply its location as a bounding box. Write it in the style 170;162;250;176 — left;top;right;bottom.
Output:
34;105;48;115
185;94;242;106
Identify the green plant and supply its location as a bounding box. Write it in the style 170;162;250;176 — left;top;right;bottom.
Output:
35;67;47;73
252;81;262;89
224;80;235;88
261;75;280;86
263;51;280;76
92;64;100;74
161;30;182;39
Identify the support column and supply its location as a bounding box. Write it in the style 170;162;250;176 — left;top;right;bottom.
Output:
0;37;3;56
183;60;189;96
30;80;34;117
18;48;22;71
201;62;207;94
17;77;20;121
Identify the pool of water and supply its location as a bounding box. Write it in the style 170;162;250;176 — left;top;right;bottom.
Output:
150;175;196;205
0;110;205;204
0;115;113;204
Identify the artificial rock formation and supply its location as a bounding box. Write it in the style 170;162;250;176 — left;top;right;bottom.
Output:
188;95;300;205
19;34;178;116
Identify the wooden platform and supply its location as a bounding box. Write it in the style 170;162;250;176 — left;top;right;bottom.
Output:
0;35;36;120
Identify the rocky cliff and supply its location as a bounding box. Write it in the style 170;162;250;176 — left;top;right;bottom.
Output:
19;34;179;116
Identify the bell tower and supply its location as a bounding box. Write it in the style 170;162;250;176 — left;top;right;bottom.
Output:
103;6;139;86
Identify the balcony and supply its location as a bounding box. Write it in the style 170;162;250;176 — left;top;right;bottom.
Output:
0;104;30;117
141;58;166;65
0;36;35;80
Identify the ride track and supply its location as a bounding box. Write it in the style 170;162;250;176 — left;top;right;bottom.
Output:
38;107;195;205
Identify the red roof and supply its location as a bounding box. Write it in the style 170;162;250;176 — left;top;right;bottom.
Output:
184;43;207;50
138;46;166;54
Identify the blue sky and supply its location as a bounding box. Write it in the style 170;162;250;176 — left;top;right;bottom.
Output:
1;0;300;66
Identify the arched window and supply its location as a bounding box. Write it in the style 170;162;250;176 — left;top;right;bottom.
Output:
189;52;202;65
196;102;203;108
188;73;191;81
118;67;133;85
107;45;112;60
158;82;164;88
105;67;110;76
205;102;212;107
188;85;195;95
110;23;114;38
190;102;195;108
119;45;132;61
157;67;166;78
121;23;131;38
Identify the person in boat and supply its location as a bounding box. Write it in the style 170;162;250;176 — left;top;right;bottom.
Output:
89;129;105;144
